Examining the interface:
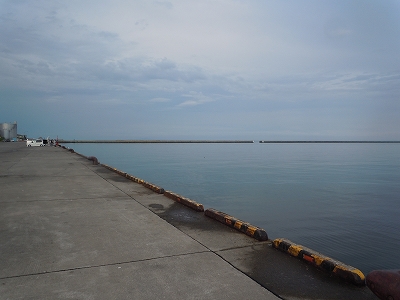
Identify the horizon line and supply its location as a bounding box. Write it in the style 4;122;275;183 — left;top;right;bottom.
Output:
59;139;400;144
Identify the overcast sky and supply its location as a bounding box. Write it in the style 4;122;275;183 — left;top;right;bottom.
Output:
1;0;399;140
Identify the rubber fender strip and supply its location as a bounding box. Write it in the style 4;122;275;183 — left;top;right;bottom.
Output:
124;173;145;184
100;164;126;175
98;164;167;195
101;164;118;172
273;238;366;286
142;181;165;194
109;165;127;176
114;168;126;176
101;163;110;169
164;191;204;212
101;164;149;188
204;208;268;241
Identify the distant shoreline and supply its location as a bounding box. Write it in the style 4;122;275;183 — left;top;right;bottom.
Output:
59;140;400;144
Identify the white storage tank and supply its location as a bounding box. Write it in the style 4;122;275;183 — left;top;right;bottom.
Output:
0;122;17;140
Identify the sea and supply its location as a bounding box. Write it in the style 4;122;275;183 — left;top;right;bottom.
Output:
64;142;400;274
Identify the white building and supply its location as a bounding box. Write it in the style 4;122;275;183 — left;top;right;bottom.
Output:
0;122;18;140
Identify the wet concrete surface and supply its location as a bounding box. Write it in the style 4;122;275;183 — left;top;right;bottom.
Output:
145;199;377;299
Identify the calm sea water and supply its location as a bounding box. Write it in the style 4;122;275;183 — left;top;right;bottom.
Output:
64;142;400;274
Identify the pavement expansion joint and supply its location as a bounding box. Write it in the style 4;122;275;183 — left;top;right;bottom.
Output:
0;196;129;204
0;250;212;281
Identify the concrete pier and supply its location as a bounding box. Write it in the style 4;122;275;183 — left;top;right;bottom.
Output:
0;142;377;299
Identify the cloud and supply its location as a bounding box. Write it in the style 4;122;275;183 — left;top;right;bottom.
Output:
153;1;173;10
150;97;170;103
177;91;214;107
1;0;400;139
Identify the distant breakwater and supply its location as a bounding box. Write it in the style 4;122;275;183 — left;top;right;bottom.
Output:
60;140;255;143
259;141;400;143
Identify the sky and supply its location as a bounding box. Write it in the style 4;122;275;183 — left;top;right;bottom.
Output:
1;0;400;140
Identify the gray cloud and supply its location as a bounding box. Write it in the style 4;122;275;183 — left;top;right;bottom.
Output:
1;0;399;140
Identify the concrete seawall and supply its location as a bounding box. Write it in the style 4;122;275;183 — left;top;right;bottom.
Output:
0;142;377;299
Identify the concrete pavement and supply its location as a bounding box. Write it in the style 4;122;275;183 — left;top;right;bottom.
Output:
0;142;377;299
